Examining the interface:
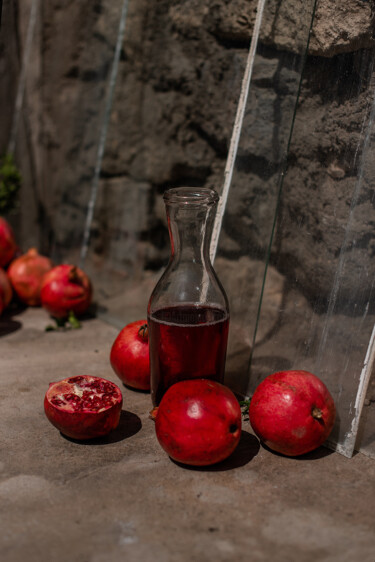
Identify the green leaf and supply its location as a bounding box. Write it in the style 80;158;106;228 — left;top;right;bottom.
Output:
239;399;251;420
45;312;82;332
68;310;81;329
0;153;21;215
55;316;67;328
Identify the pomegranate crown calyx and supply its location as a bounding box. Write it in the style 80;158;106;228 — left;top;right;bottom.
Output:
68;266;83;285
149;406;158;421
138;323;148;341
312;407;323;420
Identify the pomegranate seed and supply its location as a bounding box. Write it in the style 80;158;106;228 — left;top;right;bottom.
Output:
67;393;82;402
68;376;85;384
88;381;101;389
51;398;64;406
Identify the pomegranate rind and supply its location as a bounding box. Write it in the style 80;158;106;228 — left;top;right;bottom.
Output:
8;248;53;306
0;268;12;308
0;291;4;316
110;319;150;391
155;379;242;466
249;370;336;456
40;264;92;319
0;217;17;268
44;375;123;440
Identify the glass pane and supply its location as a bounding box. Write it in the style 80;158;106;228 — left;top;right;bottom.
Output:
358;367;375;458
48;2;127;265
0;0;42;249
220;36;375;456
83;1;267;325
215;0;317;396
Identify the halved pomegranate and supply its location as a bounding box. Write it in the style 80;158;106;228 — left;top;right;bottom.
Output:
44;375;123;440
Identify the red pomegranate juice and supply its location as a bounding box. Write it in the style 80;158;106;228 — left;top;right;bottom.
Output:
148;305;229;405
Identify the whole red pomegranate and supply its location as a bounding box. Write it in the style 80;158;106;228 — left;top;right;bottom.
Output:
7;248;53;306
0;267;12;308
110;320;150;391
44;375;123;440
0;217;17;268
40;264;92;319
155;379;242;466
249;370;336;456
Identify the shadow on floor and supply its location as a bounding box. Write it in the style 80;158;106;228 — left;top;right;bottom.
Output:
0;301;28;337
260;442;335;460
173;430;260;472
0;316;22;337
62;410;142;445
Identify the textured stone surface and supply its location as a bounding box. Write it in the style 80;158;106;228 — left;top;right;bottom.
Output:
2;0;375;287
0;307;374;562
310;0;375;56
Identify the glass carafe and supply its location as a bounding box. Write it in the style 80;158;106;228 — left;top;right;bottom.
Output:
147;187;230;406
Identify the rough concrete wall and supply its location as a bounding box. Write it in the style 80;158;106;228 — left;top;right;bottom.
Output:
1;0;375;314
2;0;375;274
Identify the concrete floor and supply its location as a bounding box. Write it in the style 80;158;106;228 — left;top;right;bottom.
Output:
1;307;374;562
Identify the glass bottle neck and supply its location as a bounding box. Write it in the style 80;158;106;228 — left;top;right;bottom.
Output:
166;203;215;266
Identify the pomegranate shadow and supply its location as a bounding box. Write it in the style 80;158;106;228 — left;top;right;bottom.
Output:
62;410;142;445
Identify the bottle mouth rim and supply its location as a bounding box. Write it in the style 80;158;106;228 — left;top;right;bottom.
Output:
163;187;219;206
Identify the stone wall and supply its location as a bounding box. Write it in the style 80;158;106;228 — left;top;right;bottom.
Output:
2;1;375;281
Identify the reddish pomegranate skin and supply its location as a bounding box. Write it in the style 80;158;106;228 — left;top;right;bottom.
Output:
8;248;53;306
0;267;12;308
249;370;336;457
0;291;4;316
40;264;92;318
110;320;150;391
44;375;123;440
155;379;242;466
0;217;17;268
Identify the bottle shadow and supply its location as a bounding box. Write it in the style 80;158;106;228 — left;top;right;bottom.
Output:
61;410;142;445
172;430;260;472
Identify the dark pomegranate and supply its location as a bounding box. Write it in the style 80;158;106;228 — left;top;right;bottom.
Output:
0;267;13;308
44;375;123;440
249;369;336;456
40;264;92;318
110;320;150;391
0;217;17;267
8;248;53;306
155;379;242;466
